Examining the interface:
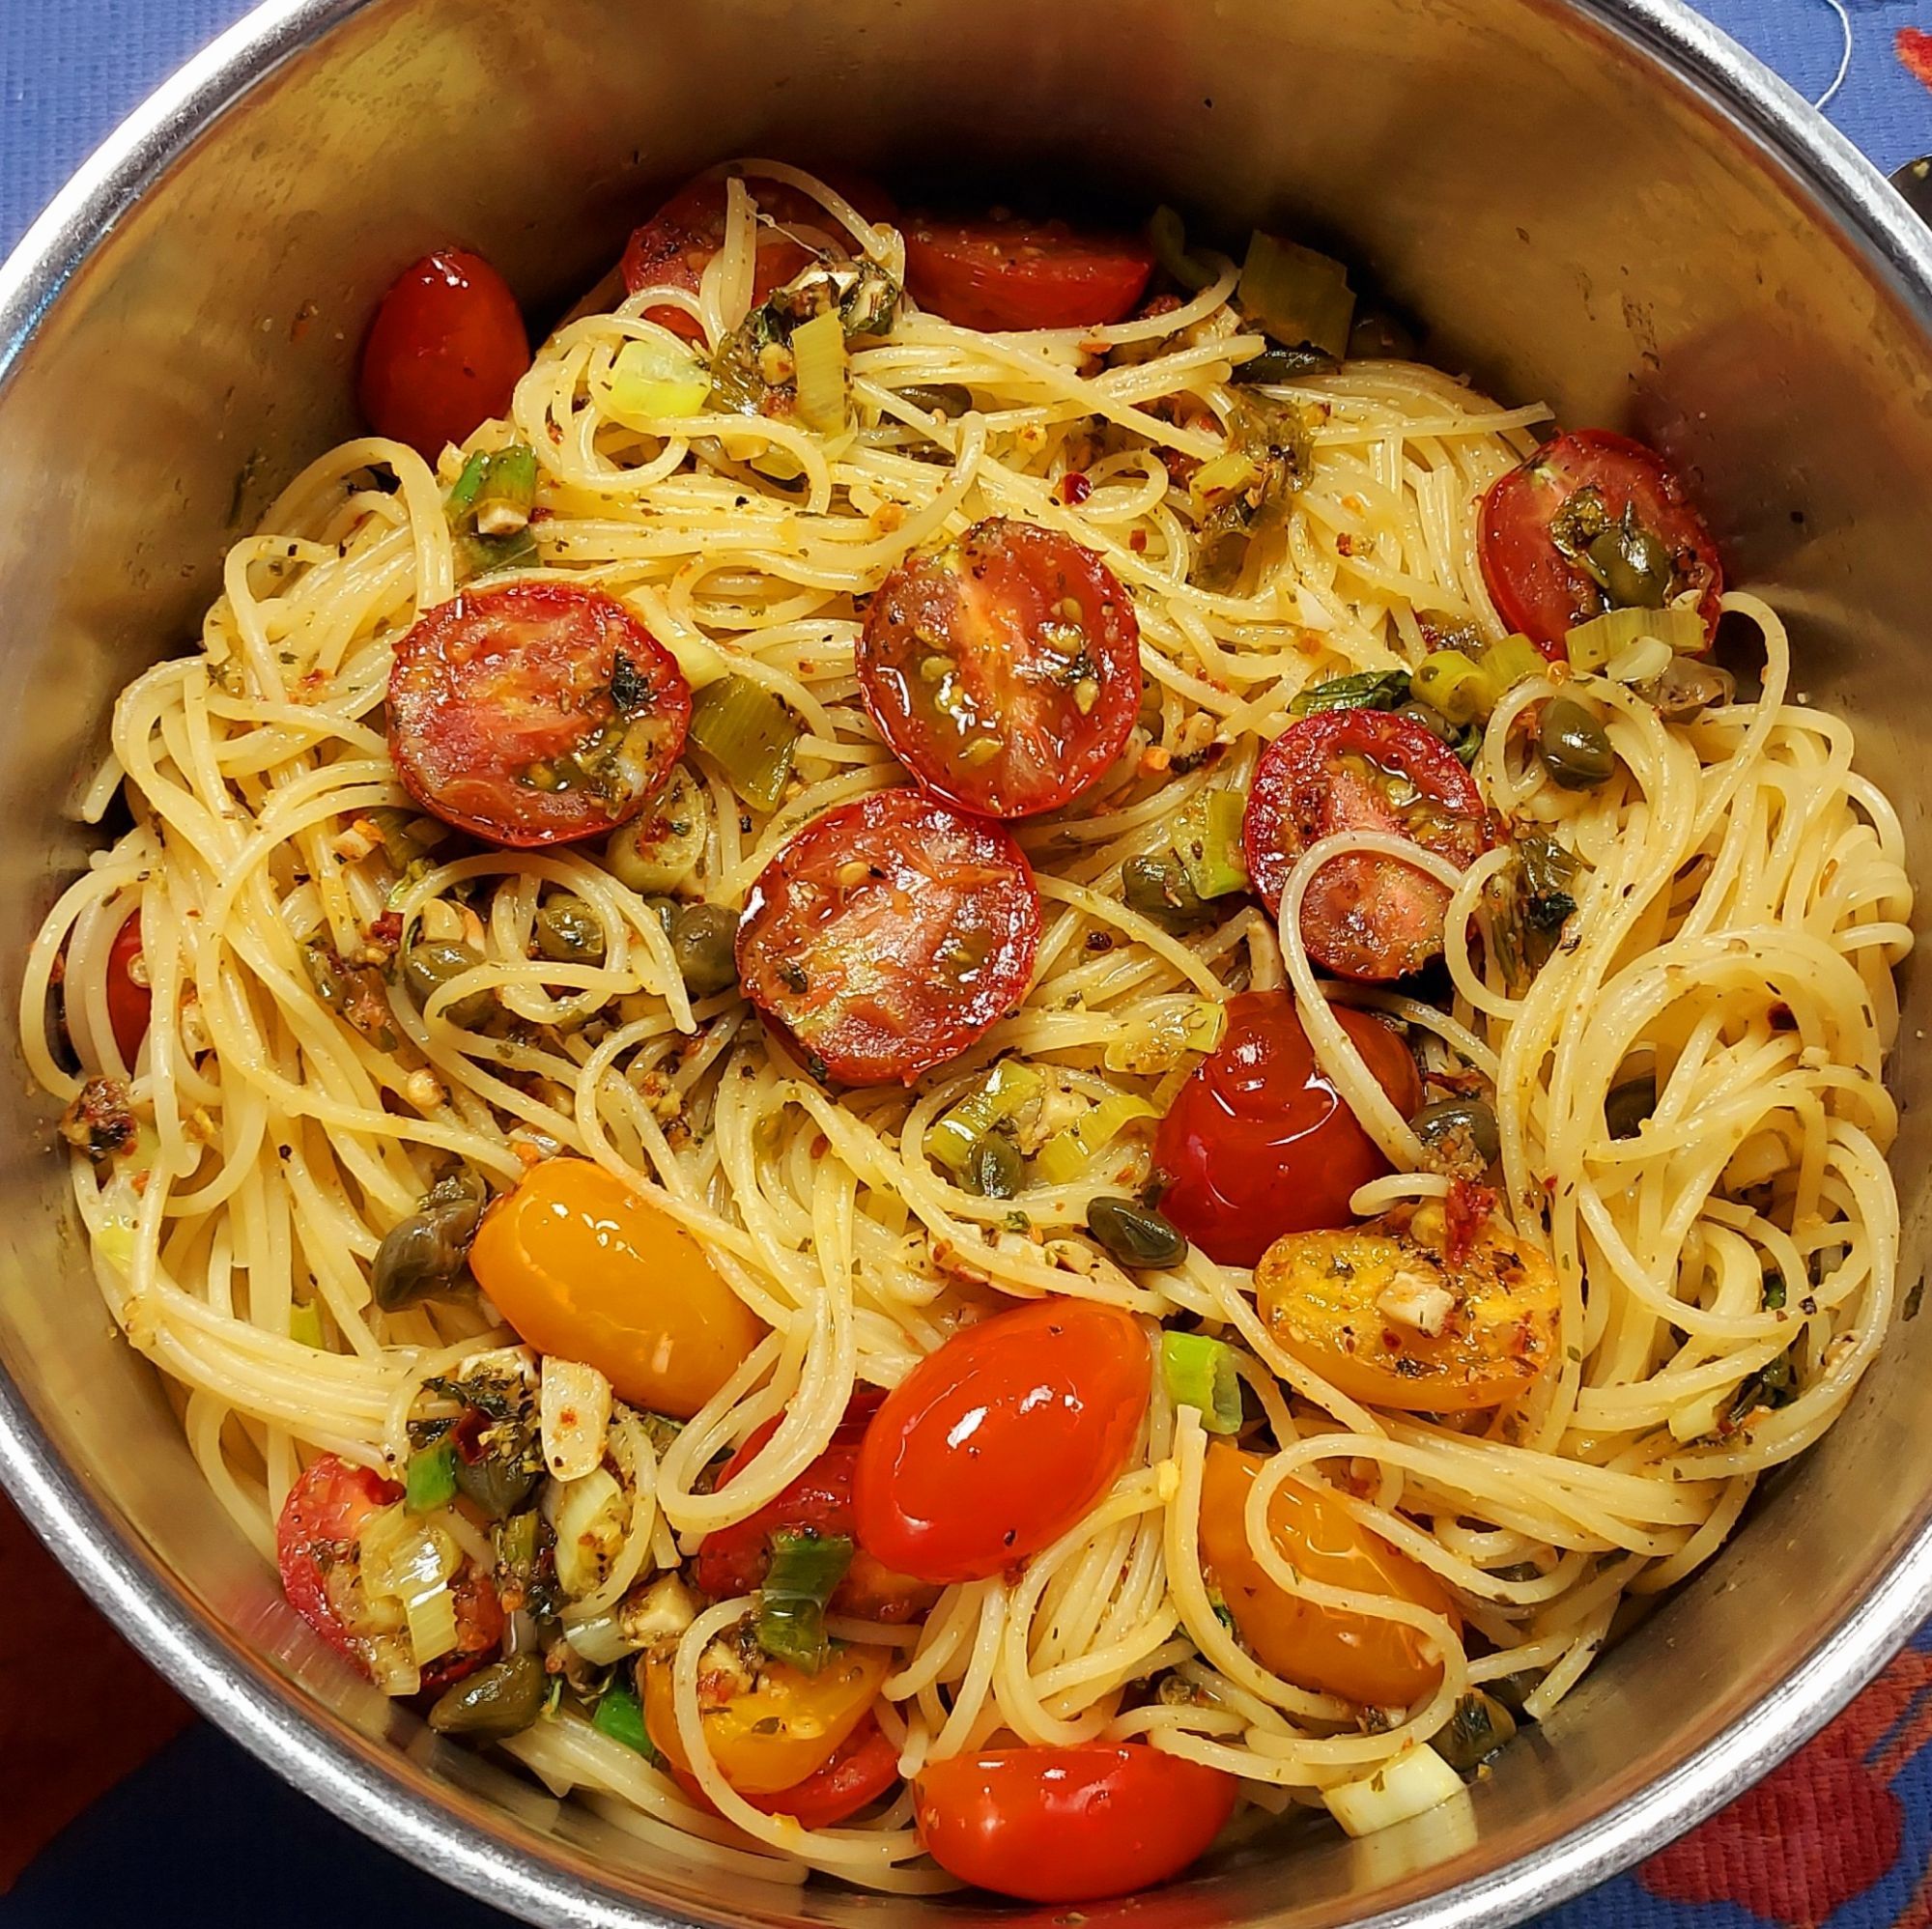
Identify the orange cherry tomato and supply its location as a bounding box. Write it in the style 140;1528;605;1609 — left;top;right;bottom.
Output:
903;213;1154;332
642;1643;889;1795
357;249;530;459
914;1743;1236;1902
103;912;151;1066
1197;1441;1458;1706
469;1159;763;1416
853;1298;1151;1584
663;1714;902;1829
1254;1199;1560;1412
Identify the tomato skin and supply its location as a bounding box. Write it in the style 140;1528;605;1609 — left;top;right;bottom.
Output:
665;1715;901;1829
1197;1442;1457;1707
903;213;1154;332
104;913;151;1065
853;1298;1151;1585
914;1744;1236;1902
1242;709;1492;981
469;1158;764;1416
358;250;530;459
1153;992;1420;1269
695;1393;940;1623
736;788;1041;1087
1478;429;1723;659
387;582;691;848
857;518;1141;818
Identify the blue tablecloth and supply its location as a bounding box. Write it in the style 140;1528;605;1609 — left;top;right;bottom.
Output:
1;4;1929;1927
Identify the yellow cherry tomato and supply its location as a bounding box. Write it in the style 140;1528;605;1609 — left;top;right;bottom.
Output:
1255;1198;1559;1412
643;1642;890;1795
469;1158;762;1416
1197;1441;1459;1707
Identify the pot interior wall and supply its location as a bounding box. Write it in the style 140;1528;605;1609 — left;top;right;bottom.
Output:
2;0;1929;1923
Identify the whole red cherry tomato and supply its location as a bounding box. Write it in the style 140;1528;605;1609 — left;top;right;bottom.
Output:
1153;991;1421;1268
102;912;151;1066
358;250;530;459
914;1743;1236;1901
903;213;1154;332
853;1298;1150;1584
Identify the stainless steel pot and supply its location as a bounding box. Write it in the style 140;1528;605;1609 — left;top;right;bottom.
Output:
4;1;1931;1922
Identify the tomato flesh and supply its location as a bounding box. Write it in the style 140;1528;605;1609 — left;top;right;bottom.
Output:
735;788;1041;1087
853;1297;1150;1584
103;912;151;1066
357;250;530;460
1478;428;1723;659
387;582;691;848
1153;991;1421;1269
903;213;1154;332
858;517;1141;818
915;1744;1236;1902
1242;709;1491;981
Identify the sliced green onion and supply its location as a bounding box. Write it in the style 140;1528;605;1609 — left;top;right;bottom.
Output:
289;1302;326;1349
592;1680;659;1759
1563;604;1706;671
756;1528;855;1674
1412;649;1500;725
1103;999;1226;1074
1161;1331;1243;1434
687;676;802;811
1149;207;1214;294
406;1438;459;1514
473;444;537;536
445;450;490;515
1188;449;1262;513
1172;789;1248;900
925;1061;1044;1173
1290;667;1410;716
1478;633;1546;696
790;309;848;435
1033;1092;1160;1187
1238;233;1355;360
609;336;712;423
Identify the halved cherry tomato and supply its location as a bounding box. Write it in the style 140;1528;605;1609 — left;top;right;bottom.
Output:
622;170;895;342
274;1455;502;1688
903;212;1154;332
735;788;1040;1087
387;582;691;848
1197;1442;1458;1707
357;250;530;459
103;912;151;1066
1254;1197;1559;1412
642;1642;889;1795
469;1158;763;1416
1152;991;1421;1269
914;1743;1236;1902
1242;709;1492;981
857;517;1141;818
1478;428;1723;659
695;1392;939;1623
663;1713;902;1829
853;1297;1150;1584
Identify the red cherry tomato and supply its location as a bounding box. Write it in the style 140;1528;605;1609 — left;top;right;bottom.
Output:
735;788;1041;1087
1478;429;1723;659
357;250;530;460
387;582;691;848
274;1455;501;1688
694;1392;940;1623
853;1298;1150;1584
1153;991;1421;1268
903;213;1154;332
104;913;151;1065
1242;710;1492;981
914;1744;1236;1902
622;170;895;342
857;517;1141;818
667;1714;902;1829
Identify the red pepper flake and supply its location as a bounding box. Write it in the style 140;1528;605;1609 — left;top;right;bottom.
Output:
1058;471;1093;507
1128;528;1148;553
1445;1177;1498;1267
1899;25;1932;87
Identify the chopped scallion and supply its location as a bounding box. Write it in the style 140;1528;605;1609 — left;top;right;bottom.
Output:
1161;1331;1243;1433
756;1528;855;1674
1563;604;1706;671
445;450;490;515
687;676;802;811
1478;633;1547;696
608;337;712;422
790;309;849;435
473;444;537;536
1238;233;1355;360
1148;207;1214;294
591;1680;659;1759
1171;789;1248;899
924;1061;1044;1173
289;1302;326;1349
1033;1092;1160;1186
405;1438;459;1514
1411;649;1500;725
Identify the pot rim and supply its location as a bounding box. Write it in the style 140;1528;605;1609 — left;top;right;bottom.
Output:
5;2;1932;1924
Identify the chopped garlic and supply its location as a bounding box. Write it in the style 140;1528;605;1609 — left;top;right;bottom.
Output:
1376;1269;1456;1339
1322;1745;1464;1837
541;1356;613;1481
618;1571;699;1646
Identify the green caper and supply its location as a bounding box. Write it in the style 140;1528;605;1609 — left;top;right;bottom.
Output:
1484;1669;1542;1718
671;901;740;999
1410;1097;1501;1170
1605;1072;1658;1141
1537;697;1615;790
453;1451;540;1519
1122;854;1212;933
1395;700;1462;749
642;895;679;939
1346;308;1418;360
1641;656;1735;723
1237;344;1337;383
960;1132;1022;1201
403;940;494;1029
899;383;975;419
372;1170;487;1312
427;1649;547;1740
1086;1195;1188;1269
535;894;607;966
1586;519;1672;610
1433;1689;1519;1772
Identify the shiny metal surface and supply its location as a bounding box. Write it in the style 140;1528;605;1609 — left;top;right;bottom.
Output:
3;0;1932;1923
